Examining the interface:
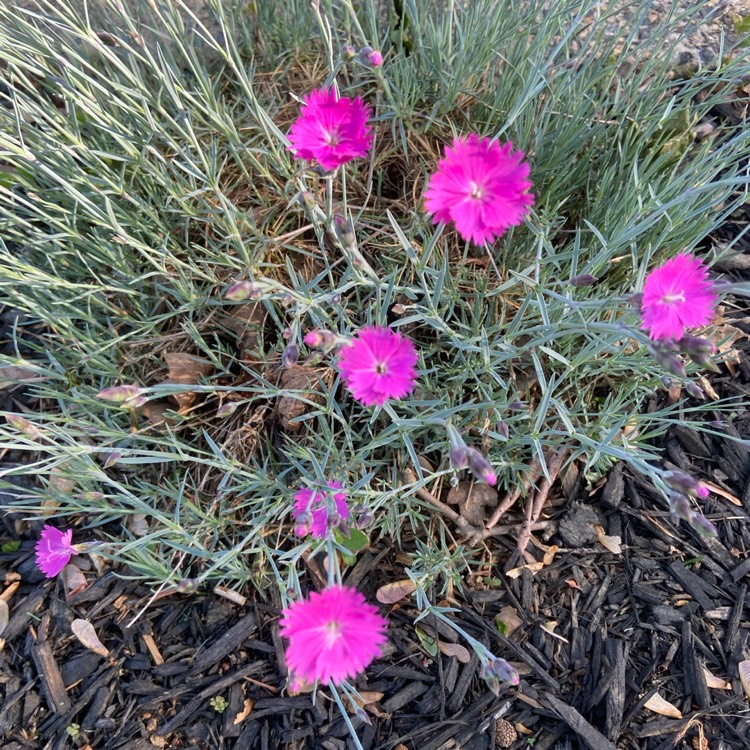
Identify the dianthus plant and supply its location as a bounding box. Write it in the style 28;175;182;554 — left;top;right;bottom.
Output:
1;1;749;746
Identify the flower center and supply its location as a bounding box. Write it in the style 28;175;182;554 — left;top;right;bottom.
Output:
375;362;388;375
324;128;341;146
323;620;342;648
661;290;686;305
468;181;484;200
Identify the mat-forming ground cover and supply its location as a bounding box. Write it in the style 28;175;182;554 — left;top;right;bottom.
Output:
1;0;749;733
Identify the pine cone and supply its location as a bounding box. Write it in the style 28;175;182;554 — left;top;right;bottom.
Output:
495;718;518;748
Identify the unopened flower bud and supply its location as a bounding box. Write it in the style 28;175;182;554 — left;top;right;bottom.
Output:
668;493;693;523
480;657;519;695
176;578;199;594
569;274;598;288
659;375;673;389
97;384;145;406
304;329;338;351
333;215;357;251
467;448;497;486
626;292;643;309
358;45;382;67
355;509;374;529
491;658;520;686
506;401;526;411
496;420;509;440
281;344;299;369
299;191;317;211
6;414;42;438
665;471;710;500
449;444;469;470
341;43;356;60
684;381;705;400
76;491;104;502
216;402;240;418
679;335;719;371
294;511;311;538
225;280;263;301
679;335;716;356
690;513;718;538
392;303;406;314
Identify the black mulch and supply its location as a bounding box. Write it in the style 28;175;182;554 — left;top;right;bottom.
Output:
2;72;750;750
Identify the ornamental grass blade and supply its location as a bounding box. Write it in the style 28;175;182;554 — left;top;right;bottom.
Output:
71;619;109;657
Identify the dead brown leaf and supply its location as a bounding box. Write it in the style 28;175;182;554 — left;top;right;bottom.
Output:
700;480;741;507
438;642;471;663
0;598;8;636
644;692;682;719
376;579;417;604
446;480;498;527
345;691;390;719
542;544;559;566
0;364;47;386
739;660;750;699
61;564;89;600
275;365;333;432
219;301;266;356
141;400;179;428
163;353;213;412
702;666;731;690
233;698;254;725
71;619;109;657
495;605;523;636
712;321;745;375
593;524;622;554
129;514;149;536
506;562;544;579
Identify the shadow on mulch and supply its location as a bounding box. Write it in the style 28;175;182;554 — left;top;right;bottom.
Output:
3;68;750;750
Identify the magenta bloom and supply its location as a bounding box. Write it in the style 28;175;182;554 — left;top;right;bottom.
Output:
35;525;78;578
338;327;418;406
641;253;716;340
424;134;534;245
293;481;349;538
288;88;372;172
280;586;387;685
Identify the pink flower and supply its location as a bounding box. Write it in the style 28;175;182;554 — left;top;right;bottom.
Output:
641;253;716;340
424;134;534;245
338;327;418;406
280;586;387;685
293;481;349;538
35;525;78;578
288;88;372;172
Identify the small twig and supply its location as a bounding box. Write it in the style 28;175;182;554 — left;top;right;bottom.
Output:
482;456;544;533
516;450;567;561
482;519;555;539
403;468;477;536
